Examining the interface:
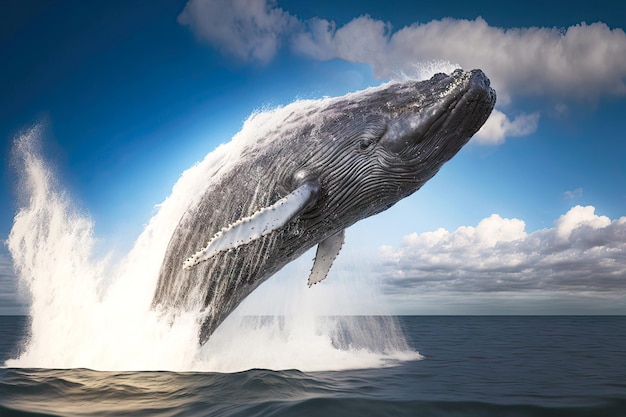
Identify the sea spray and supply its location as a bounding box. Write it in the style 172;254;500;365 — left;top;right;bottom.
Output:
200;254;419;372
5;116;419;372
6;126;202;370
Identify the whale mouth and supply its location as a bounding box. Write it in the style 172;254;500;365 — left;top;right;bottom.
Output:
426;69;495;140
440;69;496;145
452;69;496;116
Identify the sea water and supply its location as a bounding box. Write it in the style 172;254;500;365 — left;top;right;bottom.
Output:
1;316;625;416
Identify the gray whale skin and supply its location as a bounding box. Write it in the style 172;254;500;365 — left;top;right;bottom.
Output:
153;69;496;345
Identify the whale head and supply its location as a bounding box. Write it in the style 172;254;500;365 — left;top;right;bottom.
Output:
378;69;495;178
303;69;496;223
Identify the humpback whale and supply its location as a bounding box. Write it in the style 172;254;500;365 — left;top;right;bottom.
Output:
153;69;496;345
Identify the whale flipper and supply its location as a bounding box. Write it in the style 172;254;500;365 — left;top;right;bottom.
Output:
307;229;345;287
183;180;320;269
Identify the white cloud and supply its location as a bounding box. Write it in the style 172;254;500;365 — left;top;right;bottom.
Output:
179;1;626;102
292;16;626;104
293;15;392;65
177;0;296;63
474;109;540;145
554;205;610;241
380;206;626;294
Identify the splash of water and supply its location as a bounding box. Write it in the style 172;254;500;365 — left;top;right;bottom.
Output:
5;112;419;372
394;60;461;82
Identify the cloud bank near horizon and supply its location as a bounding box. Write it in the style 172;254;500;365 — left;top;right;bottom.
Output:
178;0;626;144
379;205;626;297
2;195;624;314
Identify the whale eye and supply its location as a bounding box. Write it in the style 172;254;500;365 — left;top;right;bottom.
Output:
358;138;374;151
354;115;386;152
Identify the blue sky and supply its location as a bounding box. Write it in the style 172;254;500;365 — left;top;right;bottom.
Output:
1;0;625;314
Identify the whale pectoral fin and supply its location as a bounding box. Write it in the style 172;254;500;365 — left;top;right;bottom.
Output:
307;229;345;287
183;180;320;269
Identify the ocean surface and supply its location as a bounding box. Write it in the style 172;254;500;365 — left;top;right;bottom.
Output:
1;315;625;417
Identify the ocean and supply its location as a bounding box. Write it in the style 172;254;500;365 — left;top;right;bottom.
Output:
1;315;625;417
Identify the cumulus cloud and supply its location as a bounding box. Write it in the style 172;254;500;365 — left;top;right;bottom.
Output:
379;206;626;294
179;1;626;102
178;0;296;63
474;109;540;145
313;17;626;103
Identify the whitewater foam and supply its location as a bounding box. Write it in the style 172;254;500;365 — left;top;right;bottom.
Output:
5;115;420;372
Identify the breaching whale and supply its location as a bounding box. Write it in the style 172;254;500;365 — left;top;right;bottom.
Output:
153;69;496;345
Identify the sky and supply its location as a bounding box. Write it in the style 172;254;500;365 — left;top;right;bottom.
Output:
1;0;625;315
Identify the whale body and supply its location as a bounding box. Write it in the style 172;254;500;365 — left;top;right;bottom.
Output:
153;69;496;344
